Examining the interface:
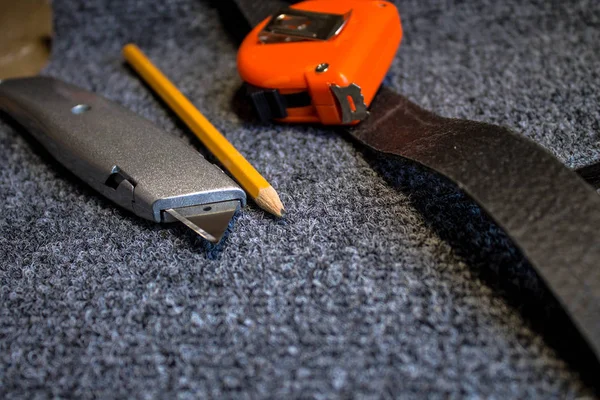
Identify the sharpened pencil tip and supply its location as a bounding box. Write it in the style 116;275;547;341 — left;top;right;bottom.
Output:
255;186;285;218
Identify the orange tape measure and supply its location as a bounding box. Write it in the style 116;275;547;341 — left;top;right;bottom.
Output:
237;0;402;125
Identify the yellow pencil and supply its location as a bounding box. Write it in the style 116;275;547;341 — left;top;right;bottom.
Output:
122;43;284;217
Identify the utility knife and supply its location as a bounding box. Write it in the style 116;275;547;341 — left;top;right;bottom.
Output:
0;77;246;243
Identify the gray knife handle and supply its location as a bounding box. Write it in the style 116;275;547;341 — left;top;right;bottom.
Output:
0;77;246;222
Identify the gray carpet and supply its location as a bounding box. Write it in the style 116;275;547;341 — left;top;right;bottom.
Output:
1;0;599;398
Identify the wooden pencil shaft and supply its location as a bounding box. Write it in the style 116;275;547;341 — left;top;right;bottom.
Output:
122;44;269;199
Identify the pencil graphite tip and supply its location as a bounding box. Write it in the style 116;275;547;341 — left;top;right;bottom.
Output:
271;208;286;218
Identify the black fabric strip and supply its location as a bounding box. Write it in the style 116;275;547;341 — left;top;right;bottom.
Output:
350;88;600;358
219;0;600;360
576;163;600;190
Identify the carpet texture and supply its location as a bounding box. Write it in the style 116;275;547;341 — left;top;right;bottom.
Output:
1;0;599;398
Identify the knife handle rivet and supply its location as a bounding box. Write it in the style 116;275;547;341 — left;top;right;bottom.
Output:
71;104;91;114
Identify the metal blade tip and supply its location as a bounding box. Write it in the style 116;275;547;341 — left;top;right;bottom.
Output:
165;200;240;243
